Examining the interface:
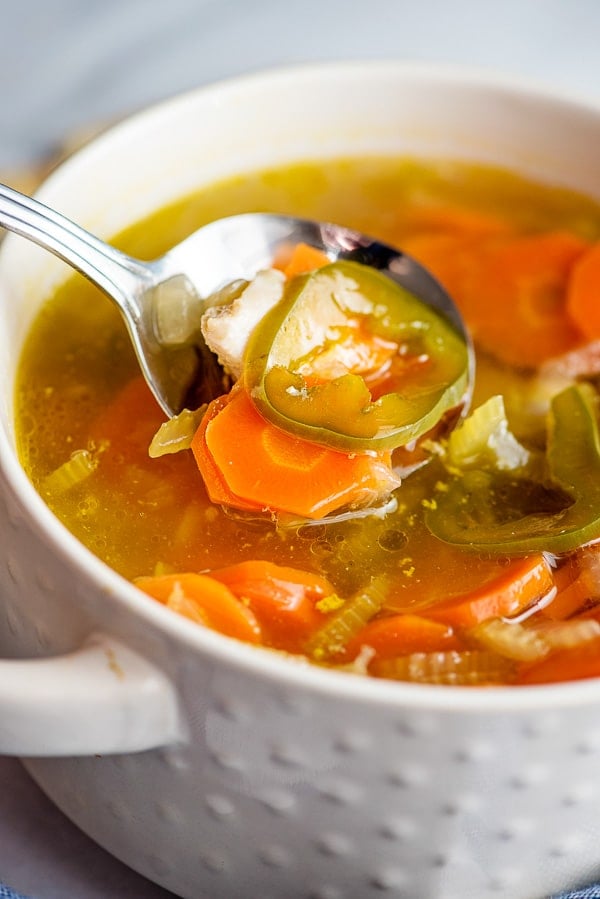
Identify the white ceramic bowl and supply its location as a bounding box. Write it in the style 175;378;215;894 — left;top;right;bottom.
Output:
1;62;600;899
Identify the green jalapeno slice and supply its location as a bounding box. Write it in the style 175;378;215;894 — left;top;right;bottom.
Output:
426;383;600;555
244;260;470;452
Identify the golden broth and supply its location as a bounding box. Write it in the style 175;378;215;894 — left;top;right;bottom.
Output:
14;156;600;681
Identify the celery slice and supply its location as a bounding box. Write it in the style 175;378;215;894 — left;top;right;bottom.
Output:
372;649;515;684
307;577;388;661
43;449;98;495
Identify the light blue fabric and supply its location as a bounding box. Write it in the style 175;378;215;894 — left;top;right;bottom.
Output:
554;889;600;899
0;887;29;899
0;880;599;898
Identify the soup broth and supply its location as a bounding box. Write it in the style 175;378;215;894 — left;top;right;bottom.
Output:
15;157;600;685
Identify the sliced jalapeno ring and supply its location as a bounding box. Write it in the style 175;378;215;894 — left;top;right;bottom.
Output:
244;260;470;452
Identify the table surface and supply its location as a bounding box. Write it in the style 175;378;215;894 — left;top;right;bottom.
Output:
2;0;600;896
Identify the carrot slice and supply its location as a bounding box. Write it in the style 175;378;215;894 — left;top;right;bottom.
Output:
464;232;587;366
189;393;264;512
191;388;399;519
423;554;554;628
517;636;600;685
404;205;511;238
210;560;335;648
400;232;474;313
135;572;262;643
544;546;600;620
342;613;462;663
88;374;201;504
566;241;600;340
404;230;588;367
89;375;164;463
464;231;587;366
273;242;330;278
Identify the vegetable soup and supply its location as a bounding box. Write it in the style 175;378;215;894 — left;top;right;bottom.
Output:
15;157;600;685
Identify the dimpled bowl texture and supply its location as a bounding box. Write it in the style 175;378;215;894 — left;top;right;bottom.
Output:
1;63;600;899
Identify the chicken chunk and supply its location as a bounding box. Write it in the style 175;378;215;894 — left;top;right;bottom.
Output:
201;269;285;380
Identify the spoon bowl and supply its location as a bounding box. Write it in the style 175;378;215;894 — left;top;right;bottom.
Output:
0;184;473;418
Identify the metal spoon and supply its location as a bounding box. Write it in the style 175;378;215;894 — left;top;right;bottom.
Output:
0;182;473;417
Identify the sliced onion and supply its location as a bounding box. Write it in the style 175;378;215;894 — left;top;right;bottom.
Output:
165;582;209;626
148;406;206;458
275;493;398;529
468;617;549;662
338;644;376;676
531;618;600;650
539;340;600;380
447;394;529;471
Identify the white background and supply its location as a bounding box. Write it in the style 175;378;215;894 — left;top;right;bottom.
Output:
1;0;600;896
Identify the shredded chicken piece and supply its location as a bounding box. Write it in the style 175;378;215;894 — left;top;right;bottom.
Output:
201;269;285;379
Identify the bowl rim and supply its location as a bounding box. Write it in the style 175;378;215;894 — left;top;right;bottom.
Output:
4;58;600;713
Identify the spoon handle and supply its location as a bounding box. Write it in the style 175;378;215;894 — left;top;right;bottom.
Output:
0;182;153;315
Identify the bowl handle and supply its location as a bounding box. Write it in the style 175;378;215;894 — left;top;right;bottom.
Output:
0;633;182;756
